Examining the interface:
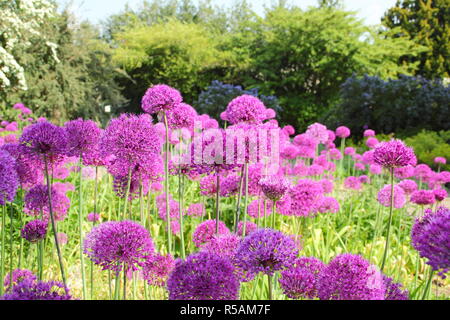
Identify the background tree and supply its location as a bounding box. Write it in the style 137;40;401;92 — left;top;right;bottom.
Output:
382;0;450;79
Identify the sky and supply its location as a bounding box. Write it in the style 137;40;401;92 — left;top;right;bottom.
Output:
56;0;398;26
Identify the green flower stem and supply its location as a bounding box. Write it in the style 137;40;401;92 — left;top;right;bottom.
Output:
234;165;245;233
422;268;434;300
267;274;273;300
0;203;6;296
179;173;186;258
381;167;394;272
215;173;221;234
163;112;172;254
242;163;249;236
78;157;87;299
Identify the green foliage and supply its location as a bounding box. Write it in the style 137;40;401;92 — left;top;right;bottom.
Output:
382;0;450;79
241;7;422;130
405;130;450;171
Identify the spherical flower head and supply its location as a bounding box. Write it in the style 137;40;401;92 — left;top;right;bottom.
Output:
410;190;436;206
166;103;197;129
64;118;101;157
344;147;355;156
433;188;447;202
219;174;241;197
279;257;325;299
186;203;205;217
364;129;376;137
235;228;299;276
223;95;267;124
411;207;450;277
394;165;415;179
306;123;328;144
167;251;240;300
4;269;36;291
24;184;70;222
414;164;432;180
141;84;182;114
83;220;154;272
307;164;325;176
192;220;230;248
354;162;365;171
317;254;386;300
142;254;175;287
20;220;47;243
87;212;100;223
293;133;319;150
316;196;340;214
282;125;295;136
377;184;406;209
0;149;19;205
383;275;409;300
344;176;362;190
237;221;258;237
319;179;334;194
328;148;342;160
0;278;72;300
434;157;446;165
19;121;68;161
335;126;350;138
100;114;162;171
201;233;242;260
280;143;299;160
373;139;416;168
289;179;324;217
247;198;273;218
397;179;418;195
157;198;181;221
366;137;379;149
359;175;371;184
259;175;290;202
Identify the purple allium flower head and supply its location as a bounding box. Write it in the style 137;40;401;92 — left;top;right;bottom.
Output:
366;137;379;149
141;84;182;114
64;118;101;158
414;164;432;180
369;164;382;175
20;220;47;243
186;203;205;217
316;196;340;214
223;95;267;124
344;147;355;156
201;233;242;260
100;114;162;175
0;278;72;300
199;174;217;196
397;179;418;195
359;175;371;184
237;221;258;237
247;198;273;218
83;220;154;272
354;162;365;171
279;256;326;299
319;179;334;194
142;254;175;287
306;123;329;144
377;184;406;209
433;188;448;202
293;133;319;150
192;220;230;248
282;125;295;136
3;269;36;291
167;251;240;300
0;149;19;204
434;157;446;165
219;174;241;197
166;102;197;129
289;179;324;217
410;190;436;206
328;148;343;160
87;212;100;222
24;184;70;222
373;139;416;168
383;275;409;300
344;176;362;190
19;121;68;164
307;164;325;176
259;175;290;202
394;165;415;179
411;207;450;277
335;126;350;138
364;129;376;137
317;254;386;300
235;228;298;276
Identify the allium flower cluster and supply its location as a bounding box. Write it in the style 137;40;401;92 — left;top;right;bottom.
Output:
317;254;386;300
142;254;175;287
410;190;436;206
192;220;230;247
141;84;182;114
3;269;36;290
21;220;47;243
235;229;298;276
186;203;205;217
0;279;72;300
259;175;290;202
335;126;350;138
83;221;154;272
373;139;416;168
222;95;268;124
0;149;19;204
411;207;450;277
64;119;101;157
397;179;418;195
316;197;340;214
383;275;409;300
344;176;362;190
24;184;70;222
306;123;328;144
167;251;240;300
166;103;197;129
289;179;324;217
237;221;258;237
377;184;406;209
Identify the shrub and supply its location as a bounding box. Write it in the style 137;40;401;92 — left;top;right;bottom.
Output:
405;130;450;171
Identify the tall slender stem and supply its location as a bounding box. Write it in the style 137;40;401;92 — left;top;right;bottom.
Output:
163;113;172;254
123;167;132;220
123;266;127;300
0;203;6;295
90;166;99;299
422;268;434;300
267;274;273;300
44;156;68;293
78;157;87;299
234;165;245;233
381;167;394;272
215;174;221;234
179;173;186;258
9;203;13;288
242;163;249;236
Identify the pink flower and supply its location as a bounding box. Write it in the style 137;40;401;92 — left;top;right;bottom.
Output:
335;126;350;138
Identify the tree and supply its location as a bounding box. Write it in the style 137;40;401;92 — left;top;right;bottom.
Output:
242;7;423;130
382;0;450;79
